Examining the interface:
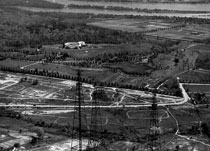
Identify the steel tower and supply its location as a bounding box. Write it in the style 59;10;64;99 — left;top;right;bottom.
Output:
147;92;161;151
71;70;88;151
88;86;105;149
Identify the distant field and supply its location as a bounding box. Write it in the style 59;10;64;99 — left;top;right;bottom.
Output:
188;44;210;53
88;19;210;41
183;84;210;100
104;62;152;74
179;70;210;82
44;43;152;58
183;84;210;93
88;19;180;33
146;25;210;41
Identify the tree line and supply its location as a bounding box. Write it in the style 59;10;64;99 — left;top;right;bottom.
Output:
68;4;210;14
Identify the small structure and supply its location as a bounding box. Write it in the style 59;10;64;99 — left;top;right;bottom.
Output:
64;41;86;49
142;58;149;64
78;41;86;47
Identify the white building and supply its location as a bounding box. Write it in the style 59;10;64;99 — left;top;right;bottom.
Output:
64;41;86;49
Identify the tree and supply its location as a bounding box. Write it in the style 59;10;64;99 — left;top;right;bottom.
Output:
30;127;44;140
13;143;20;149
200;122;210;140
32;79;38;85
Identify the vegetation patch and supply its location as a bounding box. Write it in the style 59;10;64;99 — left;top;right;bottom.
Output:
179;70;210;83
104;62;153;75
195;52;210;70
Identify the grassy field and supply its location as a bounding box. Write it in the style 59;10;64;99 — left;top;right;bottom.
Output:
43;43;152;58
88;19;181;33
183;85;210;93
188;44;210;53
183;84;210;100
195;52;210;70
25;108;175;136
22;62;121;83
179;70;210;82
0;58;36;68
2;105;208;151
104;62;153;74
146;25;210;41
23;106;208;151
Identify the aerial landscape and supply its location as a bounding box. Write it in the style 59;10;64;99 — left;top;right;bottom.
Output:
0;0;210;151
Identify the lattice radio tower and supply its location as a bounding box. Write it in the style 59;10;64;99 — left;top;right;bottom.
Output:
88;86;105;149
147;91;161;151
71;70;88;151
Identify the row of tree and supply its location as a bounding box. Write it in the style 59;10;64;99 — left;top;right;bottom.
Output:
180;79;210;84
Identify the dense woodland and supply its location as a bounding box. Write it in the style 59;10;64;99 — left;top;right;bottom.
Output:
0;8;144;49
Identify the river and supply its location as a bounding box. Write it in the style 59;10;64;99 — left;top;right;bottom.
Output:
46;0;210;12
18;7;210;19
